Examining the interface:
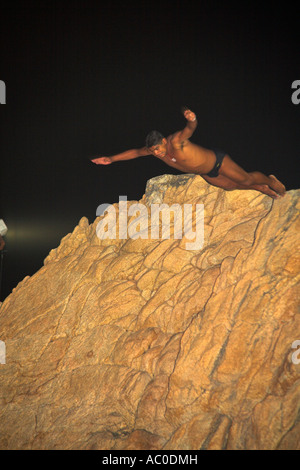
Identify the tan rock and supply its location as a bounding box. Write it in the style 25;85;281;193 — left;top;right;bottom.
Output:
0;174;299;450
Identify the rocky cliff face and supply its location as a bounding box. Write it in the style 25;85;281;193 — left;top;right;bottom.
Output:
0;174;299;450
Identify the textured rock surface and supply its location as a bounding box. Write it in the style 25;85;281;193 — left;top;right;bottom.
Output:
0;174;299;450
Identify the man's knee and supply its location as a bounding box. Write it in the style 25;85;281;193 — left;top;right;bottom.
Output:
238;173;254;186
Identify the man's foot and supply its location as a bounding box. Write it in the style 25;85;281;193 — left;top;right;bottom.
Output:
268;175;286;196
253;184;281;199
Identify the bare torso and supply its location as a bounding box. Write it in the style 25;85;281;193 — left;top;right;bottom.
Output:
154;134;217;174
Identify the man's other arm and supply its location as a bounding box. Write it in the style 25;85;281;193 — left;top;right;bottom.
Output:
91;147;150;165
173;107;198;143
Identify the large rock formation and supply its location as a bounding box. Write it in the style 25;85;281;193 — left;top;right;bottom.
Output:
0;174;299;450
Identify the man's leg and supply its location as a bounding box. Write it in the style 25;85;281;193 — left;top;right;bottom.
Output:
219;155;286;196
202;173;281;199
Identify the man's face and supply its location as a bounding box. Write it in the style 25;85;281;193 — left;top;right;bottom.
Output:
148;138;167;158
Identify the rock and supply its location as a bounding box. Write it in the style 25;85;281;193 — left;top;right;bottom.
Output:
0;175;299;450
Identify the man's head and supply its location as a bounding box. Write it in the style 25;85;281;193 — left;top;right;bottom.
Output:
145;130;167;157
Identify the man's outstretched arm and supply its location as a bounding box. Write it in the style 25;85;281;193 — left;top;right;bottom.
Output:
172;107;198;143
91;147;150;165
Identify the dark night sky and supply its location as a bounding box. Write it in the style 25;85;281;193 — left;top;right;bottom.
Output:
0;1;299;300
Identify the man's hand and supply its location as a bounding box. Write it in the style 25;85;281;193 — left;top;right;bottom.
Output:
90;156;112;165
181;106;197;122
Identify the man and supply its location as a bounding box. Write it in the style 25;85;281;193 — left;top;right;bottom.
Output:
91;107;286;199
0;219;7;251
0;235;4;251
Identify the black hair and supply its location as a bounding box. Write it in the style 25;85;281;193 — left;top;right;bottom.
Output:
145;130;164;148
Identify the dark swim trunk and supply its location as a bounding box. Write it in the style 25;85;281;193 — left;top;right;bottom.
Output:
204;149;226;178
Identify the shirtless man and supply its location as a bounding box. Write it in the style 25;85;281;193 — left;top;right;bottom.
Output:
91;107;286;199
0;235;4;251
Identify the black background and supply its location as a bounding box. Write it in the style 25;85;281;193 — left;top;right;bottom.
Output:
0;1;299;300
